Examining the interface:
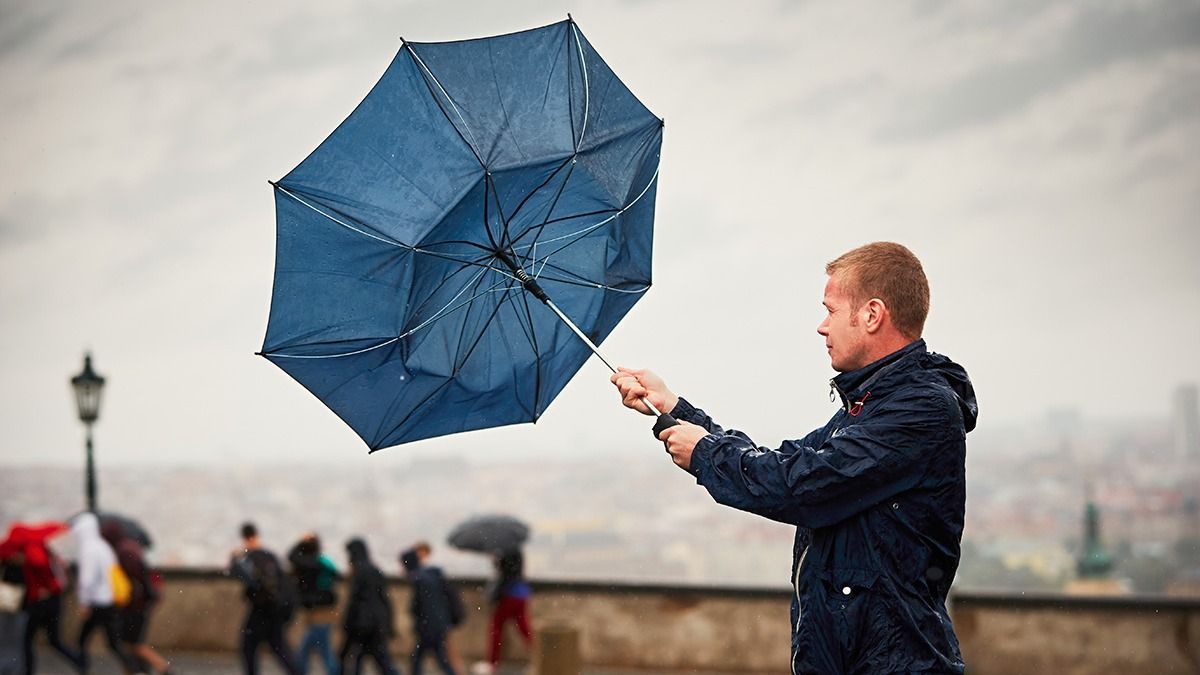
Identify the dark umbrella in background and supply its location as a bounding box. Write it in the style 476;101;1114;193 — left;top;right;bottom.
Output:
98;512;152;550
447;514;530;554
259;17;675;451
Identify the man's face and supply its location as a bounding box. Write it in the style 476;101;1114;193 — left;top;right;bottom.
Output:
817;274;869;373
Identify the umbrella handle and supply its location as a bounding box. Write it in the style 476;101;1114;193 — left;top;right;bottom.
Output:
651;412;679;439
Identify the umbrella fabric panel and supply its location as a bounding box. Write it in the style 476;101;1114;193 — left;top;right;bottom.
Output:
406;23;578;170
263;192;419;355
280;49;482;247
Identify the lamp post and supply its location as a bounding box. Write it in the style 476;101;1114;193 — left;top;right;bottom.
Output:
71;352;106;513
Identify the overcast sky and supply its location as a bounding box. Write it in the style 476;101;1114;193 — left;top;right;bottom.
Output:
1;0;1197;468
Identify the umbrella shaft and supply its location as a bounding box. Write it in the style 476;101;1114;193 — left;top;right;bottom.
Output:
544;299;663;417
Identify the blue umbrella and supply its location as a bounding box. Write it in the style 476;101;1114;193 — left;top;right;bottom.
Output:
260;18;674;450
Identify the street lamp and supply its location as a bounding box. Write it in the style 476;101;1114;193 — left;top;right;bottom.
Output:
71;352;106;513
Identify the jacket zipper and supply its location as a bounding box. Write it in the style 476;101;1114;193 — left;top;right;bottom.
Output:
792;545;808;675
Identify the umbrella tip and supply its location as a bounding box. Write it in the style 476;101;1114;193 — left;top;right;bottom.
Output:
567;13;572;21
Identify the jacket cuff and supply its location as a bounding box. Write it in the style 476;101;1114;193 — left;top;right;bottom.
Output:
688;431;720;480
671;397;706;425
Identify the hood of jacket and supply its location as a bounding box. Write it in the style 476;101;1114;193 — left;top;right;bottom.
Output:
832;338;978;432
70;512;116;606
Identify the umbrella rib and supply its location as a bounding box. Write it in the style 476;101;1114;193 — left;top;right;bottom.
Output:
375;282;517;444
508;157;579;254
527;259;651;294
276;185;501;270
513;165;660;265
570;22;590;152
565;23;577;153
263;273;514;360
449;263;499;374
511;286;543;417
406;44;487;169
501;155;573;237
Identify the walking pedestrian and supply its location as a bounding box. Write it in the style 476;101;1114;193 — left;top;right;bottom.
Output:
338;538;399;675
0;521;84;674
400;543;460;675
230;522;299;675
474;549;531;675
101;519;172;675
71;512;138;674
288;533;340;675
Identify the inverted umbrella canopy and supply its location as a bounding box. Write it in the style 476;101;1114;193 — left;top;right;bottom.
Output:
260;18;664;450
0;521;68;558
447;514;530;554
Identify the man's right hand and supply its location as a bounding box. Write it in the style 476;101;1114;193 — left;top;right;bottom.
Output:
610;367;679;417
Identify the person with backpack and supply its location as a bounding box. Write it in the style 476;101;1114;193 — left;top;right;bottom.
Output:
400;543;461;675
100;519;173;675
338;538;399;675
287;533;340;675
71;512;139;674
229;522;299;675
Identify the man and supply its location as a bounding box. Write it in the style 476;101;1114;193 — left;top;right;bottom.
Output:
612;242;977;674
229;522;299;675
401;542;462;675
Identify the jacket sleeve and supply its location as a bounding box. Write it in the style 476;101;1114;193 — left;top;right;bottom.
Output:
690;387;954;529
674;397;828;526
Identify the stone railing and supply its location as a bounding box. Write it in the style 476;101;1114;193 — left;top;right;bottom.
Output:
59;569;1200;673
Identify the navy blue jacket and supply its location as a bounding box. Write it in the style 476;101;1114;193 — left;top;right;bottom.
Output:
677;339;976;674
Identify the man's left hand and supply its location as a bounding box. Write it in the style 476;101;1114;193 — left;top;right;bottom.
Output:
658;421;708;471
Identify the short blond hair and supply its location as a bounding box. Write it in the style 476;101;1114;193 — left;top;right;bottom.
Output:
826;242;929;339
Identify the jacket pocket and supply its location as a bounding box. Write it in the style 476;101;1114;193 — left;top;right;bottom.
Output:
821;568;888;673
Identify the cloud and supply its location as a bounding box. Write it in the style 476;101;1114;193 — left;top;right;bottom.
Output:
878;2;1200;141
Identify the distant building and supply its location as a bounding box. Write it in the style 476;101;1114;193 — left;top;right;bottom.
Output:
1171;384;1200;458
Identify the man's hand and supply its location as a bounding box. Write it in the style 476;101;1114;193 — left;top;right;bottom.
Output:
659;420;708;471
610;367;679;417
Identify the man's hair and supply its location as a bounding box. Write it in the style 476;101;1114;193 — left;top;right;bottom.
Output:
414;541;431;556
826;242;930;339
240;522;258;540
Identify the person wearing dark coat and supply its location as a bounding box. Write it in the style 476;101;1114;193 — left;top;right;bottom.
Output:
400;544;460;675
339;538;400;675
613;242;977;675
229;522;300;675
101;520;172;675
288;534;341;675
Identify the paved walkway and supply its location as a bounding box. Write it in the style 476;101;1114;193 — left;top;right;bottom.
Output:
31;647;742;674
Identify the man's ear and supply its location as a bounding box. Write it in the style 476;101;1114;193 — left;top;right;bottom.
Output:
863;298;887;334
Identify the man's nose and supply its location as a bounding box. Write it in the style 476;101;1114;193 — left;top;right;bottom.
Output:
817;319;829;336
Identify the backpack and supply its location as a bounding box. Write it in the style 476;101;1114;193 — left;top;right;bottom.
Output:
109;564;132;607
244;552;295;623
440;570;465;627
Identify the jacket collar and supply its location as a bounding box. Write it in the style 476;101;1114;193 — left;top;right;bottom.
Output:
830;339;926;412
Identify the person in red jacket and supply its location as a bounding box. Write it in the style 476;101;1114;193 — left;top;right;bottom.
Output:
0;521;85;675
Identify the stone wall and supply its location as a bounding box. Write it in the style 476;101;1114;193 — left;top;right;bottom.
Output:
61;570;1200;673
